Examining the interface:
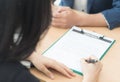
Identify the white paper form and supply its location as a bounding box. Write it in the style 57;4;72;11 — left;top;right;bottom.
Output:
43;26;115;75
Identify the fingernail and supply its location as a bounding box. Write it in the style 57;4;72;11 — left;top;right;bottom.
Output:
66;73;73;79
72;73;76;76
68;75;72;79
70;70;76;76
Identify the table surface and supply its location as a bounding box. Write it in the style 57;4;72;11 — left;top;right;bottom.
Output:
30;26;120;82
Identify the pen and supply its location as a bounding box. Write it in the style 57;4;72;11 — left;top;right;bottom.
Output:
85;58;98;64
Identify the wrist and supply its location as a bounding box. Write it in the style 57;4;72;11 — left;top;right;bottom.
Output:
27;51;38;63
75;12;90;27
82;74;99;82
82;76;98;82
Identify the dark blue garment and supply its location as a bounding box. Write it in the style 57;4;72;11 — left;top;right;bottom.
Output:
0;61;39;82
59;0;74;8
60;0;120;30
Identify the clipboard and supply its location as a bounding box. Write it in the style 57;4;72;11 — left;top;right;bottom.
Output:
42;26;115;75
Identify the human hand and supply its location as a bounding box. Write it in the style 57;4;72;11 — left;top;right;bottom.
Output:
28;52;75;79
81;56;102;82
52;6;88;28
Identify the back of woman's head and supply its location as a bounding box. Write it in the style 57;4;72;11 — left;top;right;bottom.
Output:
0;0;52;61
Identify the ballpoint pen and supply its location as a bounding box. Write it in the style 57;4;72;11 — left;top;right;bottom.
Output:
85;58;98;64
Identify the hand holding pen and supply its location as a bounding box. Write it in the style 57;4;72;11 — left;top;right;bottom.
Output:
81;56;102;82
85;58;98;64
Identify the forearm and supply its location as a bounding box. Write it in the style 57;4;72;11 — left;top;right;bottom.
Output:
76;12;107;27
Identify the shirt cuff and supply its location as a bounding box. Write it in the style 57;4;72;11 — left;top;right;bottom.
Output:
101;13;110;29
20;60;32;69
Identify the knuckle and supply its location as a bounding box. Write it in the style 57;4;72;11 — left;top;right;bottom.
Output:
40;65;45;71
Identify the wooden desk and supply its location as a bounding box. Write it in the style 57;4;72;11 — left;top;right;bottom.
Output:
30;26;120;82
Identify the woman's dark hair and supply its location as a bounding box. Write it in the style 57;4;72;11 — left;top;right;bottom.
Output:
0;0;52;61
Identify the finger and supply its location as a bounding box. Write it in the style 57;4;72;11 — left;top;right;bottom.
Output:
52;17;64;23
49;61;73;78
53;10;69;18
57;7;71;12
89;56;100;64
59;63;76;76
53;12;62;18
52;23;70;28
51;21;69;28
51;22;66;28
52;18;72;28
39;64;54;79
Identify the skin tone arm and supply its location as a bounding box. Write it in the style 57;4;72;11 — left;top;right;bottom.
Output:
28;49;102;82
52;6;107;28
27;51;75;79
81;56;102;82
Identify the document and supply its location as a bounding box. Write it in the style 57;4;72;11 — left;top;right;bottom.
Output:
42;26;115;75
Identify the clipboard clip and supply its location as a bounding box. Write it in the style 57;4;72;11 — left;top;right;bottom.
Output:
72;29;112;43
